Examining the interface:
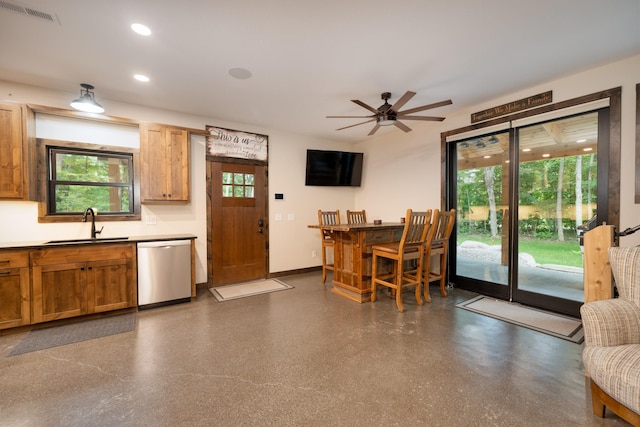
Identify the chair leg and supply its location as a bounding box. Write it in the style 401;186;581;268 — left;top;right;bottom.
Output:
439;254;448;297
395;277;404;312
371;254;378;302
321;246;327;283
415;259;423;306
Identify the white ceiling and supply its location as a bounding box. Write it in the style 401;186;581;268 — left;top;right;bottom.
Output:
0;0;638;143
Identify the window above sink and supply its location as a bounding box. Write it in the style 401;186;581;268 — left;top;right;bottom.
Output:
36;138;141;223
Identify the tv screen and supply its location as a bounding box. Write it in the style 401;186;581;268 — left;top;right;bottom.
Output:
305;149;363;186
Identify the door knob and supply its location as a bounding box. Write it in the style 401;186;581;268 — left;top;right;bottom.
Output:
258;219;264;227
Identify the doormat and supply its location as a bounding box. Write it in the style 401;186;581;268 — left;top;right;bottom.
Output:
9;313;136;357
457;296;583;344
209;278;293;302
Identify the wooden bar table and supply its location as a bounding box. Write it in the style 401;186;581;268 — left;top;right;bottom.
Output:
308;222;404;303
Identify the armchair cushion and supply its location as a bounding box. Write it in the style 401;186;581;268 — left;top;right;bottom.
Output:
583;344;640;415
580;299;640;347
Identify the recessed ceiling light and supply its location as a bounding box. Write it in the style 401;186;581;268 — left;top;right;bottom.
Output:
131;23;151;36
542;154;550;158
522;148;532;152
584;147;593;152
576;139;586;143
483;155;491;159
229;67;252;80
134;74;150;82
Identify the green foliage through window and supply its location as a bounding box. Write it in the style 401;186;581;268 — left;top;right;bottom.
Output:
48;147;134;215
222;172;255;198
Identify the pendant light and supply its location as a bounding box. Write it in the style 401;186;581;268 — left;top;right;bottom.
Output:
70;83;104;113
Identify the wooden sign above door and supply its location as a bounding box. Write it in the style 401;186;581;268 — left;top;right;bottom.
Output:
206;125;268;162
471;91;553;123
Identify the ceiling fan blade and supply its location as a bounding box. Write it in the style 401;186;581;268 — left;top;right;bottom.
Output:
326;115;375;119
336;119;376;131
399;115;446;122
397;99;453;115
390;91;416;113
394;121;412;133
368;123;381;136
351;99;378;114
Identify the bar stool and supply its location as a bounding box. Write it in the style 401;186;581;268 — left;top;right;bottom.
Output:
423;208;456;302
318;210;340;283
371;209;433;312
346;210;367;224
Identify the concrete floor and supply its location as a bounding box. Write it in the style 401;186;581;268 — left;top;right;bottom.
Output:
0;272;627;426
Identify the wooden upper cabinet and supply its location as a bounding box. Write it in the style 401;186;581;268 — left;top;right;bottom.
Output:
140;123;190;203
0;102;36;200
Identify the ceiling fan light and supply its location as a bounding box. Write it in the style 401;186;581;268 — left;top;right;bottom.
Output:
70;83;104;113
377;113;396;126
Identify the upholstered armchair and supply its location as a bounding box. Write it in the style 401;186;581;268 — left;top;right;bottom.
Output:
580;246;640;425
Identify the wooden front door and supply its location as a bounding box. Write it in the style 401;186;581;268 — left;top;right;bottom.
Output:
208;161;268;285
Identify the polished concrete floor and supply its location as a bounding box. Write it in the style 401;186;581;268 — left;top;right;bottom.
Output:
0;272;627;426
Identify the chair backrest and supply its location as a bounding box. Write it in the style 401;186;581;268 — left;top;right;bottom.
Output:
397;209;432;251
431;209;456;247
318;210;341;240
346;210;367;224
608;246;640;307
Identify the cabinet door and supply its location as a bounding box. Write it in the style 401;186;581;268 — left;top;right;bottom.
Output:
32;262;87;323
87;258;135;313
140;124;169;201
0;267;30;329
140;123;190;203
166;128;190;201
0;103;24;199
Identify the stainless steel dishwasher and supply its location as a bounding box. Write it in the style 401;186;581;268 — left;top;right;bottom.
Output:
137;239;192;308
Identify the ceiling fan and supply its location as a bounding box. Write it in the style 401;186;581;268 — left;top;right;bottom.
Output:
327;91;452;136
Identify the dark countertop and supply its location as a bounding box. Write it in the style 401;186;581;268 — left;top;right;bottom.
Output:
0;234;197;250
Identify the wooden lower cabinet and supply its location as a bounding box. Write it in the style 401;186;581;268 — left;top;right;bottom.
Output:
0;250;31;330
88;257;135;313
31;244;137;324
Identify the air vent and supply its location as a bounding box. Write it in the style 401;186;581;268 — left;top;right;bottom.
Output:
0;0;59;24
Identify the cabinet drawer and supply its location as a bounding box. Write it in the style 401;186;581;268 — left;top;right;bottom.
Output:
0;251;29;269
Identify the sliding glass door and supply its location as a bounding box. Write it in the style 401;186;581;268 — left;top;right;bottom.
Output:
452;109;604;317
455;130;511;300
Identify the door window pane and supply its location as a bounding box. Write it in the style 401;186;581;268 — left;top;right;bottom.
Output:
456;132;510;285
516;112;598;302
221;172;255;198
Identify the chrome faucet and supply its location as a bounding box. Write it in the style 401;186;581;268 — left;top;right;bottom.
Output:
82;207;103;239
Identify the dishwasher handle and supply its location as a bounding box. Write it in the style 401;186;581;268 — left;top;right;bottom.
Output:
137;239;192;249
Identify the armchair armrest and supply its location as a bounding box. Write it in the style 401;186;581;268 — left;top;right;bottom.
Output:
580;299;640;347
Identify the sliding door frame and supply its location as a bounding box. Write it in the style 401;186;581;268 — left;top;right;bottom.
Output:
440;88;621;311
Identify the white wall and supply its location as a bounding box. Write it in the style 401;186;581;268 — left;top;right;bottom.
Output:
1;53;639;283
354;54;640;247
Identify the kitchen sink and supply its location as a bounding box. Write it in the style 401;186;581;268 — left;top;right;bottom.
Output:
45;237;130;244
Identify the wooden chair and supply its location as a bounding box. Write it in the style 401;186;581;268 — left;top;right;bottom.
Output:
423;209;456;302
371;209;433;312
346;210;367;224
318;210;340;283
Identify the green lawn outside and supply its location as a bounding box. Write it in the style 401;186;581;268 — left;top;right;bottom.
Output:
458;234;584;268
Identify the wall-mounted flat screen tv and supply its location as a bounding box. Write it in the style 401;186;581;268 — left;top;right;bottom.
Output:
305;149;364;187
